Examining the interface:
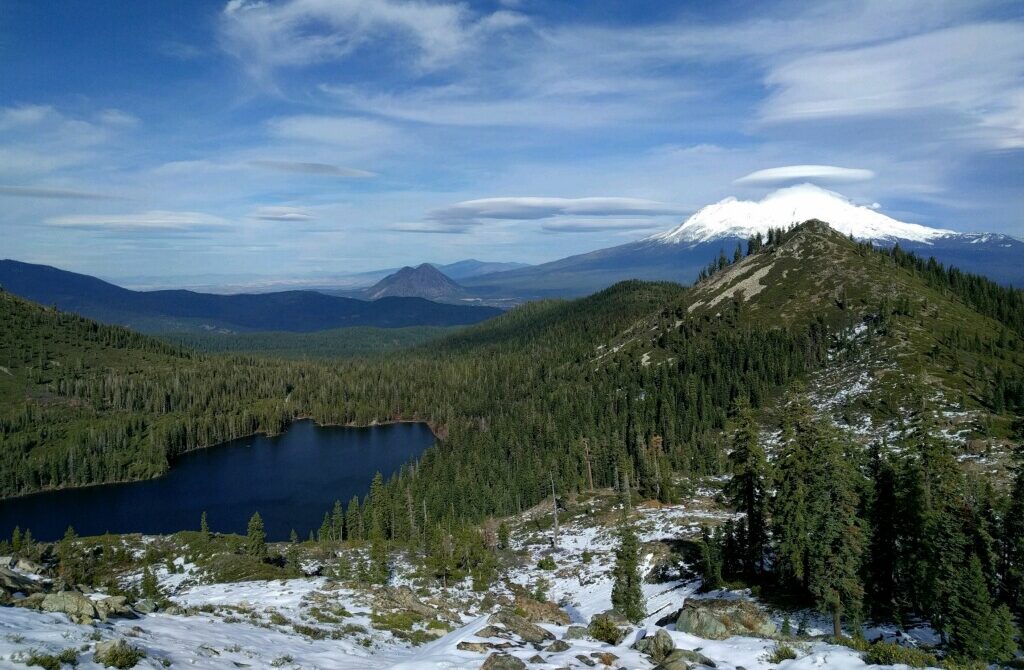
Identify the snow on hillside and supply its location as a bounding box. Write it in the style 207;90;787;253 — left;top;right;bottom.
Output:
0;491;939;669
651;184;953;245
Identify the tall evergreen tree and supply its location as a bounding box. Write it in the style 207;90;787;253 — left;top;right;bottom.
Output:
949;554;1018;663
1004;444;1024;617
806;422;866;637
724;401;769;578
611;523;645;623
771;398;814;589
246;511;267;560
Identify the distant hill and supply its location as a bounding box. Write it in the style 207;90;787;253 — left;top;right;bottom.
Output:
0;259;501;333
366;264;466;301
437;259;530;280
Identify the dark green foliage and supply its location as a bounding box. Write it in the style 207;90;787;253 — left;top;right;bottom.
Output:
537;555;556;571
724;401;769;578
1004;444;1024;617
96;641;145;669
246;512;266;560
948;554;1017;663
611;523;645;623
697;525;723;591
862;641;938;668
140;566;161;600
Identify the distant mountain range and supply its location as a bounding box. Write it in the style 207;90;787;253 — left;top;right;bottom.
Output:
0;260;502;333
461;184;1024;297
365;264;466;301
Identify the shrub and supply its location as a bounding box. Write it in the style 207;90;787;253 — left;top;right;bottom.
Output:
588;616;624;645
537;555;556;571
766;642;798;663
98;642;146;669
863;641;938;668
25;652;61;670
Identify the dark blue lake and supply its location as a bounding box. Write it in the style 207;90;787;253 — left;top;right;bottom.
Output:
0;420;434;541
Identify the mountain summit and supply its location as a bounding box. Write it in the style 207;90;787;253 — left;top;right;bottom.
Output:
367;263;466;301
651;184;953;245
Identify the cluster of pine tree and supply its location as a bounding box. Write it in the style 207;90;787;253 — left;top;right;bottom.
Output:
702;398;1022;663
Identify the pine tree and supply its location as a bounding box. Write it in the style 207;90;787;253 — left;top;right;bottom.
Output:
200;511;209;537
368;531;389;584
949;554;1018;662
497;521;510;550
140;566;160;600
10;526;21;554
1004;444;1024;617
724;401;768;578
771;398;814;589
246;511;267;560
805;422;865;637
57;526;83;584
698;525;724;591
611;523;645;622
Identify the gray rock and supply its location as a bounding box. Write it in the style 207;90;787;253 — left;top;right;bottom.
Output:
12;592;45;609
133;598;158;614
95;595;133;621
634;628;675;663
488;610;555;644
564;625;588;640
675;599;776;640
377;585;459;624
41;591;97;624
668;648;717;667
513;594;571;625
15;558;46;575
0;566;39;595
480;653;528;670
527;655;545;664
546;639;571;652
653;659;692;670
575;654;596;667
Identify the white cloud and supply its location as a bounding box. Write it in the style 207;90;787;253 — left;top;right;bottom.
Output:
97;109;140;127
220;0;527;80
267;115;401;151
0;185;122;200
735;165;876;186
429;196;686;225
249;160;375;178
759;22;1024;148
249;206;314;222
46;211;231;232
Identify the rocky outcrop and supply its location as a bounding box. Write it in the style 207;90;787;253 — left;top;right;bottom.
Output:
376;585;459;624
488;609;555;644
95;595;134;621
0;566;40;596
41;591;98;624
675;598;776;640
513;594;570;625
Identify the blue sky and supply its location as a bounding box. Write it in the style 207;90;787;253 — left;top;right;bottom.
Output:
1;0;1022;283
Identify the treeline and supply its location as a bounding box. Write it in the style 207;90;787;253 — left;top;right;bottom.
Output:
704;399;1022;664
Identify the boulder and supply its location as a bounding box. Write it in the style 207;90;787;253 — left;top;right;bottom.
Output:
546;639;571;652
488;610;555;644
476;625;514;640
133;598;158;614
564;625;588;640
0;566;39;595
12;592;45;609
667;648;716;667
675;599;775;640
41;591;98;624
458;641;494;653
95;595;134;621
575;654;596;667
514;595;571;625
15;558;47;575
634;628;675;663
653;657;692;670
480;652;528;670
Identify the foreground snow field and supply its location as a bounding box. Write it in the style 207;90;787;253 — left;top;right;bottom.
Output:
1;493;940;669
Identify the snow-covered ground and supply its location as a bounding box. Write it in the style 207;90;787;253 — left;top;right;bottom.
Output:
0;494;939;669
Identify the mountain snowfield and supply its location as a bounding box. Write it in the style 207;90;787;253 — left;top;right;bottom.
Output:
650;184;954;245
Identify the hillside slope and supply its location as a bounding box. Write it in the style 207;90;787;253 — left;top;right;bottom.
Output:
365;263;466;300
0;260;501;332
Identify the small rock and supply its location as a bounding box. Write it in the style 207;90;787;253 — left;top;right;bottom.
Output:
668;648;717;667
477;625;514;639
546;639;571;652
528;654;545;664
488;610;555;644
457;641;493;653
480;652;528;670
576;654;597;667
95;595;133;621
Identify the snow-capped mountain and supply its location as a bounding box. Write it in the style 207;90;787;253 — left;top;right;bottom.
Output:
651;184;954;245
461;185;1024;298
